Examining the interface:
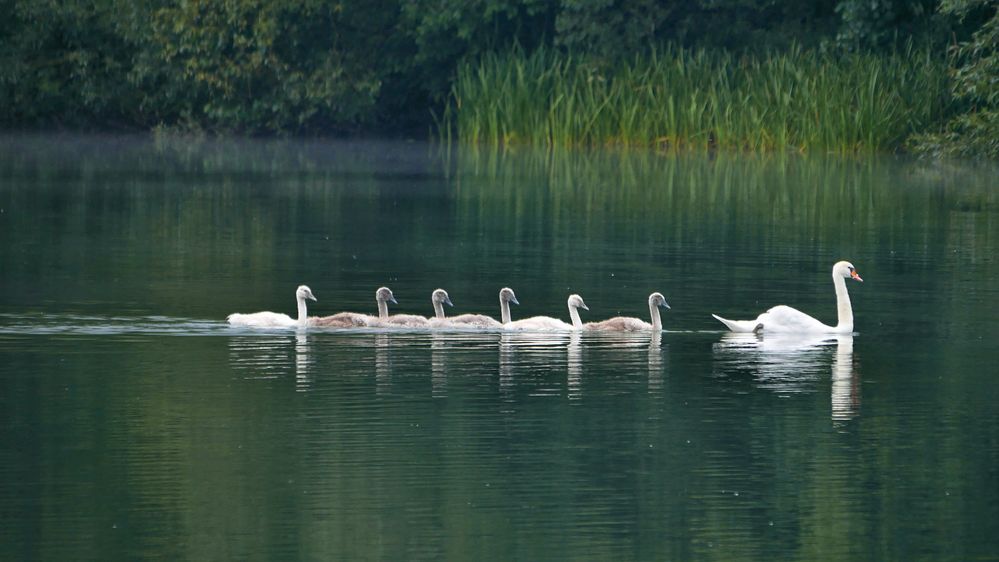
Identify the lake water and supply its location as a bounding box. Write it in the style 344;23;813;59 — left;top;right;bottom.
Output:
1;134;997;560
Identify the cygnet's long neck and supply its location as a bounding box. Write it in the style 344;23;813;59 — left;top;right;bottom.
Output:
568;304;583;330
649;302;663;331
833;273;853;332
296;296;309;325
433;299;446;319
500;297;511;324
377;298;389;319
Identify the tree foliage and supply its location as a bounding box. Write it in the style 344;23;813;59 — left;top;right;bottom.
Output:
0;0;993;157
911;0;998;158
146;0;386;132
554;0;840;57
835;0;941;50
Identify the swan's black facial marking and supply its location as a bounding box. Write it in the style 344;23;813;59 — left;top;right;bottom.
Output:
847;265;863;282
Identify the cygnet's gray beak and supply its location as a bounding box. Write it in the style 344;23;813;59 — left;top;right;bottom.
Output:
390;296;398;304
511;296;520;305
660;301;670;310
308;293;317;302
445;296;454;307
580;302;589;311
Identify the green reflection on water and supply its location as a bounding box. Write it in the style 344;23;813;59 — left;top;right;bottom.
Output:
0;135;997;561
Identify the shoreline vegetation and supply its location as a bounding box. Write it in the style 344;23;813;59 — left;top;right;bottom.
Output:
445;46;951;153
1;0;995;158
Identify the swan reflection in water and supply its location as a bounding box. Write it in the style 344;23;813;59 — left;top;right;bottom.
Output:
228;333;294;380
498;331;571;400
567;332;582;400
295;330;311;392
648;331;665;394
375;333;392;395
226;330;316;390
830;335;859;421
712;332;858;421
431;332;448;399
498;331;667;400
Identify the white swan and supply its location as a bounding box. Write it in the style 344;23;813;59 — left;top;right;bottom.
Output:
712;261;863;334
434;287;518;329
310;286;395;328
505;294;588;331
586;292;670;332
228;285;316;328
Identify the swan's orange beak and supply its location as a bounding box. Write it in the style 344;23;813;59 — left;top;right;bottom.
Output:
851;270;863;282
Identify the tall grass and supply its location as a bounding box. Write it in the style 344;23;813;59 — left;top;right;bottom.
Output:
445;46;951;153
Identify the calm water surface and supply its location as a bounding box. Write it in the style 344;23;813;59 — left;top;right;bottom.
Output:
1;134;997;560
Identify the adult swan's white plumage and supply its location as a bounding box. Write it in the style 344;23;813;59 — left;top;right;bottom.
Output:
228;285;316;328
712;261;863;334
505;294;588;331
586;292;670;332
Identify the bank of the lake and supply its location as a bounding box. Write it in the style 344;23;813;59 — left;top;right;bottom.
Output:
4;0;997;158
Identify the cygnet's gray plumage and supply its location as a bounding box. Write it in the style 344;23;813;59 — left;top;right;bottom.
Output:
438;287;518;329
426;289;459;327
430;288;453;319
378;287;434;328
310;286;395;328
586;292;670;332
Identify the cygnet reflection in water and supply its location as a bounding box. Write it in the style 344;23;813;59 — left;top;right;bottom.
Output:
295;331;311;391
228;334;295;379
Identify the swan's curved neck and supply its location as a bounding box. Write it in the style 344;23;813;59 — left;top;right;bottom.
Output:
568;305;583;329
833;273;853;332
500;298;511;324
377;298;389;319
649;302;663;331
433;300;445;319
296;296;308;325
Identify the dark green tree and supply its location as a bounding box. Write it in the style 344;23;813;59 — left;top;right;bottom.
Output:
0;0;145;127
145;0;394;133
835;0;941;50
911;0;998;158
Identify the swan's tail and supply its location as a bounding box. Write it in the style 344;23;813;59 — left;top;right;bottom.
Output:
711;314;763;333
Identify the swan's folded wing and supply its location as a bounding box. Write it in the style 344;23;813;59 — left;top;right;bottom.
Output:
228;311;294;327
506;316;574;331
586;317;652;331
711;314;762;332
446;313;502;328
311;312;376;327
761;306;833;332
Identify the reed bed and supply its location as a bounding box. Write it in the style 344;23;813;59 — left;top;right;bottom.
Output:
446;46;950;153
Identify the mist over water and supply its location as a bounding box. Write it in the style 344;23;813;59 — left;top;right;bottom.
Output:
1;134;997;560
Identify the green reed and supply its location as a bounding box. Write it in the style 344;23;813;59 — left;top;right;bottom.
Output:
446;46;950;153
